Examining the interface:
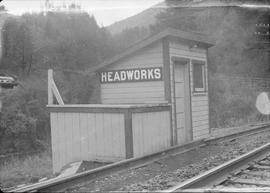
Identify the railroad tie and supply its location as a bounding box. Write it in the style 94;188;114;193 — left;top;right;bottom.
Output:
231;178;270;187
252;164;270;170
241;171;270;179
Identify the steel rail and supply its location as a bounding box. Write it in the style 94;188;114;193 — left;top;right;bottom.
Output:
165;142;270;192
172;188;270;193
11;122;270;192
12;140;205;192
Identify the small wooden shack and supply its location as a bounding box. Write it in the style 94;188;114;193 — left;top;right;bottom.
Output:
48;28;214;172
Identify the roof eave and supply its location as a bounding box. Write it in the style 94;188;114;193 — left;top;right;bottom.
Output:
93;28;215;72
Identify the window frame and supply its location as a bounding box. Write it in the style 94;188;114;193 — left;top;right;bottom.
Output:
192;60;206;93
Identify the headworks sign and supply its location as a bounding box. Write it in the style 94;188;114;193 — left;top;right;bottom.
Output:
99;67;162;83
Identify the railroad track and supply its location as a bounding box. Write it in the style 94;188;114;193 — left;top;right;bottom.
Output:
165;142;270;193
11;122;270;192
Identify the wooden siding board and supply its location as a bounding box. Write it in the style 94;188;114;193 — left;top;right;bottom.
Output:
50;113;57;172
192;96;208;102
193;129;209;137
51;111;129;172
65;113;72;167
192;105;209;112
124;110;133;158
132;111;170;157
59;113;66;170
86;113;94;159
103;114;110;158
192;100;208;107
63;113;70;167
101;42;166;104
170;49;206;60
118;114;126;158
101;91;165;99
73;113;80;161
102;86;164;94
79;113;88;160
95;113;102;158
101;98;165;104
192;115;209;122
193;120;208;127
58;113;66;169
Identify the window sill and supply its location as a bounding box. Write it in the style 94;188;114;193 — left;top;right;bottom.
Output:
192;91;207;96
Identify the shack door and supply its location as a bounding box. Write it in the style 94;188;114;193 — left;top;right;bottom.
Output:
174;61;192;145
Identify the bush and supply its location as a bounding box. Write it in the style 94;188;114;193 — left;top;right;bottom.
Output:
0;84;49;154
209;73;265;128
0;151;52;188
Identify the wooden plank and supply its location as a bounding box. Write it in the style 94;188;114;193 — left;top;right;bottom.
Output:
192;105;208;112
87;113;95;160
72;113;81;161
50;113;58;172
51;78;64;105
163;37;171;103
132;113;139;157
170;42;207;54
193;119;208;127
193;133;209;140
110;114;117;157
101;86;164;94
101;91;165;99
48;69;64;105
109;55;163;70
193;123;209;130
232;179;270;187
192;95;208;101
124;110;133;158
106;42;163;70
95;113;103;158
103;113;111;158
101;81;164;89
79;113;88;160
133;113;145;157
192;114;209;122
193;125;208;133
57;113;66;169
102;98;166;104
48;69;53;105
65;113;74;168
117;114;126;158
192;100;208;107
132;111;171;157
192;110;209;117
170;48;206;59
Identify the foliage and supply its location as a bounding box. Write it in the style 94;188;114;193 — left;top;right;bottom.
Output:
112;26;149;52
2;17;33;74
0;11;115;154
0;151;52;188
152;4;270;127
0;3;269;156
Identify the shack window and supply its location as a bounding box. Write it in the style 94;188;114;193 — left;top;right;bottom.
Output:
193;61;206;92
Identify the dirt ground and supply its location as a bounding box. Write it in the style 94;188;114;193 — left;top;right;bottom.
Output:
65;126;270;191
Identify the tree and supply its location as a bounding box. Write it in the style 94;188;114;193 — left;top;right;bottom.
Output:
1;17;33;74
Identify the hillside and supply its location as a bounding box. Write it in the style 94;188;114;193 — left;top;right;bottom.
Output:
107;0;269;35
107;2;166;35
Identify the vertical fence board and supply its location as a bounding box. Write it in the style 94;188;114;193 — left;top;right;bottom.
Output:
132;111;171;157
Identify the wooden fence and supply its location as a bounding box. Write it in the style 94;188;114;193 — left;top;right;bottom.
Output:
48;104;171;173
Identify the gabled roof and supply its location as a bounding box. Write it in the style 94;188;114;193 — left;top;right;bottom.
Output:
94;28;215;71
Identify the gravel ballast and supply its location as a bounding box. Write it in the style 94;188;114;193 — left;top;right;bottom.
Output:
66;126;270;192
